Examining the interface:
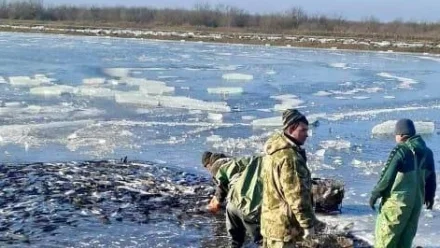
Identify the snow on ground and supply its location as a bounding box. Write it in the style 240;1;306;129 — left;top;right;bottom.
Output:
372;120;435;135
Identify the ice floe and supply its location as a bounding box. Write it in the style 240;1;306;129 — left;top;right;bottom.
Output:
222;73;254;81
8;76;50;87
207;113;223;122
372;120;435;135
76;86;115;98
207;87;244;95
139;83;175;95
377;72;419;89
319;140;351;150
103;68;131;78
29;85;76;96
271;94;305;111
115;92;231;112
82;78;106;85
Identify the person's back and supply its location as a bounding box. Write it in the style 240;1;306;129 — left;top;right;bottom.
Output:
370;119;436;248
384;135;435;205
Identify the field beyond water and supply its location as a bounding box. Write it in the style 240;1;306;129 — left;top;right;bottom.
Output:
0;31;439;247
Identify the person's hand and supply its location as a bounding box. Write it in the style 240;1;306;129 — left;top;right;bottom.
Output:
425;199;434;210
369;194;379;211
207;196;221;214
314;219;327;233
303;227;315;240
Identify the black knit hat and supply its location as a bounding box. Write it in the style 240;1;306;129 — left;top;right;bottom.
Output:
209;153;226;166
395;119;416;136
282;109;308;130
201;151;213;167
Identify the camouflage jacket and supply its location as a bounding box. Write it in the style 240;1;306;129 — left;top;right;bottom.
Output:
261;132;316;241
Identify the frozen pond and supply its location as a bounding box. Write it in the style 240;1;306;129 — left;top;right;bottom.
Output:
0;32;440;247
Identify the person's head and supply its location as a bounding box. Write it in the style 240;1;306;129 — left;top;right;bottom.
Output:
201;151;213;168
201;151;227;175
282;109;309;145
394;118;416;143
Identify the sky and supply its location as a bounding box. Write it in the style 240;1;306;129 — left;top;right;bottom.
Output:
43;0;440;22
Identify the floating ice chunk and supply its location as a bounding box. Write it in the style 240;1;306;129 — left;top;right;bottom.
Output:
222;73;254;81
82;78;106;85
0;76;6;84
139;83;175;95
29;85;76;96
9;76;43;87
372;120;435;135
76;86;115;98
334;96;350;100
103;68;131;78
270;94;298;101
252;115;318;127
315;149;326;157
217;65;239;71
383;95;396;99
116;92;230;112
320;140;351;150
352;96;371;100
313;91;333;97
34;74;56;84
377;72;418;89
207;113;223;122
329;63;349;69
115;92;159;107
242;116;256;121
207;87;244;95
271;94;304;111
157;96;231;112
206;135;223;143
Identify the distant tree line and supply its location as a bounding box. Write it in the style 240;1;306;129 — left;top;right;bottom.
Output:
1;0;440;40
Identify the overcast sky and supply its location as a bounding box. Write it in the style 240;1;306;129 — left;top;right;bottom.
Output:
43;0;440;22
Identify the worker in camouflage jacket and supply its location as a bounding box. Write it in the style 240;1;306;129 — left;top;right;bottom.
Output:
202;152;263;248
261;109;324;248
370;119;437;248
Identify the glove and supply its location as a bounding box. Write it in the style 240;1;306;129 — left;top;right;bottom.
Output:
425;199;434;210
369;194;379;211
207;196;221;214
303;227;315;240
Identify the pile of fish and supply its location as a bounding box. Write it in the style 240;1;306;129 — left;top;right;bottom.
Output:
0;160;371;247
0;160;214;245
